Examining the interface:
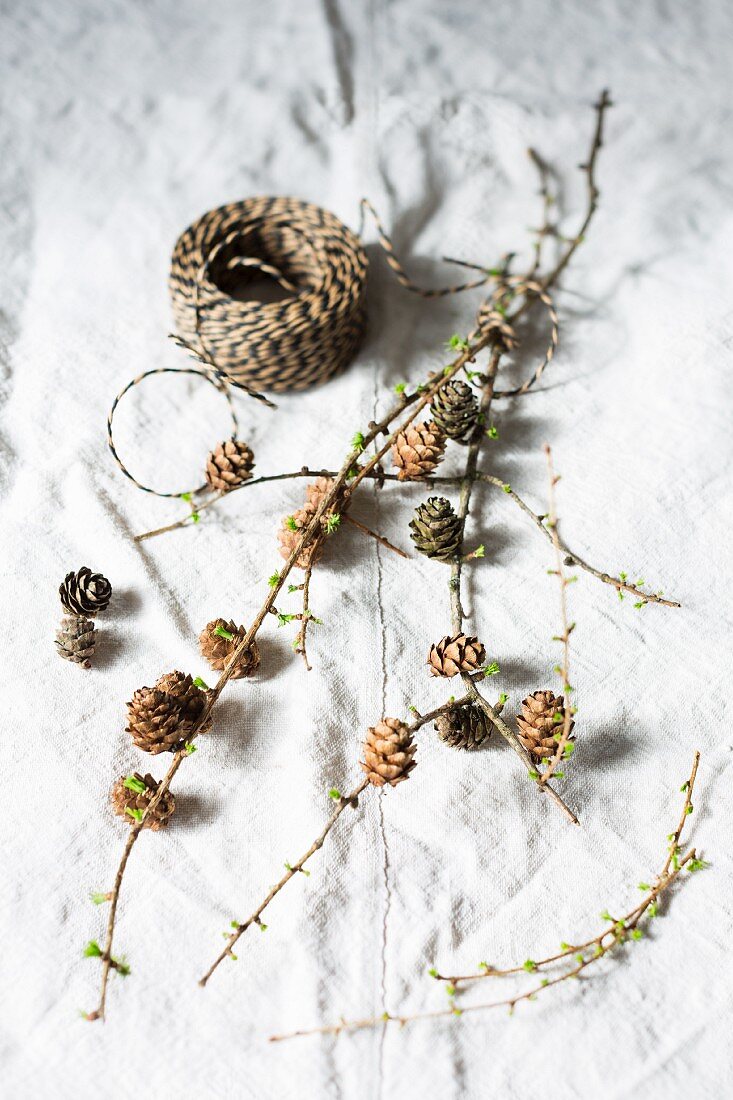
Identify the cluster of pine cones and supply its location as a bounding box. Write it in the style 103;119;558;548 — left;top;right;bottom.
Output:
434;689;573;755
99;396;576;828
113;672;210;830
423;630;574;758
391;380;482;564
428;633;491;749
112;615;260;830
266;380;479;571
55;567;112;670
391;379;479;482
359;691;571;775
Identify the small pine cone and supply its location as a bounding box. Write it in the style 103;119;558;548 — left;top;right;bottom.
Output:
126;672;212;754
435;704;492;750
110;772;175;830
516;690;575;761
428;634;486;677
277;477;345;569
277;504;323;569
361;718;417;787
205;439;255;492
55;615;96;669
409;497;462;562
199;618;260;679
391;420;446;481
431;380;479;443
59;567;112;616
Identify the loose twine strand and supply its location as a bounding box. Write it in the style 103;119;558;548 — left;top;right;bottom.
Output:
107;195;558;498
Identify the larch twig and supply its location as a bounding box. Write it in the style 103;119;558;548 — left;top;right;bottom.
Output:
538;444;575;786
89;89;633;1018
90;329;499;1018
268;752;703;1041
477;474;680;607
197;695;480;987
343;513;409;558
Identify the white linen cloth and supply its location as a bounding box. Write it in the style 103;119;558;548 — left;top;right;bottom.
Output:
1;2;731;1097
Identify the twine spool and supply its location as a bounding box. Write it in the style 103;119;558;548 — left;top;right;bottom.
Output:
169;196;370;393
109;195;558;496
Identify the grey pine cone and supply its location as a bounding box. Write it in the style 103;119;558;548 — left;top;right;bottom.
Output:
409;497;462;562
435;704;491;750
431;380;479;443
55;615;96;669
59;567;112;616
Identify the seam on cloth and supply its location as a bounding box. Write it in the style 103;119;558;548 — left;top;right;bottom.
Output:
321;0;355;126
372;360;390;1100
364;1;388;1096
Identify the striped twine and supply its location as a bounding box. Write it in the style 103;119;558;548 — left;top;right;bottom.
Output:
107;196;557;497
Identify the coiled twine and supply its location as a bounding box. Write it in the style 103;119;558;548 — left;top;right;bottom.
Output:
169;196;369;393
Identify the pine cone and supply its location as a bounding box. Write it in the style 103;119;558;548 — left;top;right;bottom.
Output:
435;704;491;749
516;690;574;761
126;672;212;754
428;634;486;677
59;567;112;616
277;505;324;569
205;439;255;492
55;615;96;669
110;772;175;830
410;497;462;562
361;718;417;787
392;420;446;481
199;618;260;678
277;476;345;569
431;380;479;443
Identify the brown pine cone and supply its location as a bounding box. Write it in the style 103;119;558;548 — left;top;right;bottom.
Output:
55;615;96;669
516;690;574;761
361;717;417;787
277;504;324;569
59;567;112;616
431;380;479;443
199;618;260;679
428;634;486;677
277;477;345;569
205;439;255;492
409;497;462;562
435;704;491;750
391;420;446;481
110;772;175;830
126;672;212;754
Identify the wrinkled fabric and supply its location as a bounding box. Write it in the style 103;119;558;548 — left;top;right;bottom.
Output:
1;2;731;1097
